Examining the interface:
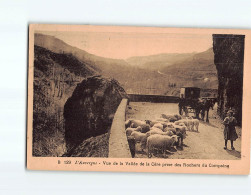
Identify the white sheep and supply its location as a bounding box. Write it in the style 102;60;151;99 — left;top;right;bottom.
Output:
140;124;151;133
165;130;175;136
131;131;149;152
131;131;147;143
145;120;158;127
129;119;146;128
161;114;181;122
147;128;165;136
192;118;199;132
185;117;194;131
173;125;187;135
126;126;142;136
165;122;175;128
147;134;178;158
163;127;176;134
152;123;164;130
161;114;174;119
178;122;186;127
177;119;188;127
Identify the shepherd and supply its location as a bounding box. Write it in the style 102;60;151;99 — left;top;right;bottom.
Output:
223;109;238;150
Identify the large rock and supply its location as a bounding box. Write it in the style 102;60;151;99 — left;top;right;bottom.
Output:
64;75;128;152
213;34;244;125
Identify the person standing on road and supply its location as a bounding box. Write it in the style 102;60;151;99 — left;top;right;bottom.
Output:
223;109;238;150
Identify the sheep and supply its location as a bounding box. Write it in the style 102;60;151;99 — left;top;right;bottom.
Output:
177;119;188;127
161;114;174;119
125;120;131;129
129;119;146;128
163;127;176;134
129;123;149;134
130;131;150;152
173;125;187;135
145;119;168;128
155;118;169;122
129;120;150;132
126;126;142;136
165;122;175;128
174;114;182;120
178;122;185;127
161;114;181;122
147;128;165;136
145;120;160;127
141;124;151;133
131;131;148;143
147;134;178;158
191;118;199;132
185;117;194;131
165;130;175;136
153;123;164;130
169;117;178;122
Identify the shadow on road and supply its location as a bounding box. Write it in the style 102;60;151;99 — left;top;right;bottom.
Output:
226;150;241;159
188;130;200;134
199;120;219;128
182;144;189;148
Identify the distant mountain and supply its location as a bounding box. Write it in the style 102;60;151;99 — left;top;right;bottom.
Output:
161;48;218;94
126;53;196;70
34;33;171;95
34;33;217;96
161;47;214;72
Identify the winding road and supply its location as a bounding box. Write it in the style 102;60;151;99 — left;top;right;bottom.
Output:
126;102;241;160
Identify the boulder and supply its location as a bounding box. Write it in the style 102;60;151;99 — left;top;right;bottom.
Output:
64;75;127;152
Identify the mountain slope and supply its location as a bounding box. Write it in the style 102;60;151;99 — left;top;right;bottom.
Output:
34;33;173;95
126;52;196;70
161;48;218;91
35;33;130;73
34;33;217;96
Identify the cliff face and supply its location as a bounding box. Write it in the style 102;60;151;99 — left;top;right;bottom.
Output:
33;46;95;157
213;34;245;125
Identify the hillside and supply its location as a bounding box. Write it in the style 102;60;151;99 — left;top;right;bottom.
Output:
34;33;173;95
160;48;218;92
126;52;195;71
34;34;217;96
35;33;130;73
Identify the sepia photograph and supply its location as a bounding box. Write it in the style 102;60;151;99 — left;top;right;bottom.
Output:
27;24;250;174
3;1;251;194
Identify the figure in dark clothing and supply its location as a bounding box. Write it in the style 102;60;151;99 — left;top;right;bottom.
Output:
223;110;238;150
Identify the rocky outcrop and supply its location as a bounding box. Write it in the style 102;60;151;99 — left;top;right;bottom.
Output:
213;34;245;125
64;133;109;157
63;76;128;152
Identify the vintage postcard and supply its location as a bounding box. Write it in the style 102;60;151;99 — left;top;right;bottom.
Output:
27;24;251;174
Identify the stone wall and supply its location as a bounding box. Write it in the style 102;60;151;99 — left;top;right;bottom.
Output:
108;99;132;158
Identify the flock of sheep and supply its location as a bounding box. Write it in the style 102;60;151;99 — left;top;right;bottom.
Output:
125;114;199;158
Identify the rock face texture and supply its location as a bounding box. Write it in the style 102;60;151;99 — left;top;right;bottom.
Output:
63;75;127;152
213;34;245;125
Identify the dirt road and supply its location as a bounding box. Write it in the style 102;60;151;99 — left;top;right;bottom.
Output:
126;102;241;160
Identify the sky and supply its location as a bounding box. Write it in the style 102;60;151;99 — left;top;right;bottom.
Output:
39;31;213;59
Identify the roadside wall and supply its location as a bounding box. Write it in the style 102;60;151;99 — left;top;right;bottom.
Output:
108;99;132;158
128;94;179;103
